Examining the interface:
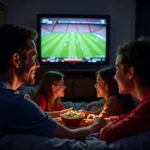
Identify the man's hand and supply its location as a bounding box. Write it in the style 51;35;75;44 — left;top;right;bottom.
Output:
106;120;117;125
52;116;106;140
104;117;111;123
80;119;93;126
90;117;107;133
87;114;96;119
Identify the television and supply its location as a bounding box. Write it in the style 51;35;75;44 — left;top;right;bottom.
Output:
37;14;110;69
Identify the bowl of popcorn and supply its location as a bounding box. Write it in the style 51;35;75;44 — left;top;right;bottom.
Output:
60;110;84;126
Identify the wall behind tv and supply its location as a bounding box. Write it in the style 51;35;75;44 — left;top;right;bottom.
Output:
0;0;135;66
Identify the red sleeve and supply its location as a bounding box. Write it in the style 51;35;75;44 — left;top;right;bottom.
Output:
56;101;65;111
100;99;150;142
109;114;129;121
34;94;47;111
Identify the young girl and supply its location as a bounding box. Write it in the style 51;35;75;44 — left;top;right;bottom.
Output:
85;67;138;119
33;71;72;118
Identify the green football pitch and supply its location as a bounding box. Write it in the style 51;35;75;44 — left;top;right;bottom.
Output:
41;33;106;58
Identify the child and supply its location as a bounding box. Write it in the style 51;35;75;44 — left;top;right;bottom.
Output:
84;67;137;119
33;71;72;117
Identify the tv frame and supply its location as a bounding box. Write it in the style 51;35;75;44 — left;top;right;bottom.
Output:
37;14;110;69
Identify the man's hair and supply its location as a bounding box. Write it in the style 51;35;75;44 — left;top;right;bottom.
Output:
116;37;150;87
0;24;38;72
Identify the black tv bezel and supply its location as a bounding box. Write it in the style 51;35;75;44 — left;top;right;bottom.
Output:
37;14;110;69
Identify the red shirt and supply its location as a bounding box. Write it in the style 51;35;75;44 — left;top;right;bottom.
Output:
34;94;65;112
100;98;150;142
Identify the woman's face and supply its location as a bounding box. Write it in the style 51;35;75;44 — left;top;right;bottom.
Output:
52;78;66;98
94;75;108;98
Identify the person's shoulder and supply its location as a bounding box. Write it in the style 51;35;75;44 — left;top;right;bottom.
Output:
0;80;10;91
0;80;19;94
34;93;47;105
141;98;150;105
0;90;33;109
108;95;119;102
0;82;24;102
135;98;150;111
0;80;6;86
106;95;121;106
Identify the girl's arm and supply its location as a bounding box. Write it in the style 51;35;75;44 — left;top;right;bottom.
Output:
47;107;73;118
79;106;103;118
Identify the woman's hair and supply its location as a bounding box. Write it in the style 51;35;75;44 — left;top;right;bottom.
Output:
33;71;64;101
97;67;138;113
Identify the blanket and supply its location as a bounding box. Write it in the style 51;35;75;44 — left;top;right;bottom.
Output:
1;131;150;150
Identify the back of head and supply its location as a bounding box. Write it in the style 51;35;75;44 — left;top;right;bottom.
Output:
34;71;64;98
97;67;118;97
117;36;150;87
0;24;38;73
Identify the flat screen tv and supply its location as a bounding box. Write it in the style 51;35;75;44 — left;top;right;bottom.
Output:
37;14;110;69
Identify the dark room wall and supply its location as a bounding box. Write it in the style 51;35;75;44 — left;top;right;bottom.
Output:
1;0;135;66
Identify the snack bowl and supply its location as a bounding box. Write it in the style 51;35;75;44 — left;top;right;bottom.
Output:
60;110;84;126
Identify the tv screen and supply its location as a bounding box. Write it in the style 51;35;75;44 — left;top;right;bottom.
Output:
37;14;110;68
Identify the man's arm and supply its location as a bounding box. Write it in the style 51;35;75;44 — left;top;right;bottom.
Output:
52;117;107;140
109;114;129;122
17;96;105;140
100;100;150;142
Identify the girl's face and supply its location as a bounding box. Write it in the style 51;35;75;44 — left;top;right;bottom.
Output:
52;78;66;98
94;75;108;98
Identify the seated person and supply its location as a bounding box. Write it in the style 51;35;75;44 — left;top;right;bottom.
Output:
33;71;72;118
81;67;137;119
0;24;104;141
99;37;150;142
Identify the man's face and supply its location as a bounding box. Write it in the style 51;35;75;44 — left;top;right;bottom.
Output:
18;39;40;85
114;55;133;94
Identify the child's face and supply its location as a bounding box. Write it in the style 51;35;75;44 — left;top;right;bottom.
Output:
94;75;108;98
53;78;66;98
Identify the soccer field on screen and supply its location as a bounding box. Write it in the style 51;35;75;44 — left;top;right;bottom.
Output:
41;33;106;58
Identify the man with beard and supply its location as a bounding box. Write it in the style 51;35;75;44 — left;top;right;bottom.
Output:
0;24;105;140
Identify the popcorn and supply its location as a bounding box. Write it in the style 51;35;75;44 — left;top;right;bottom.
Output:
62;110;83;119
